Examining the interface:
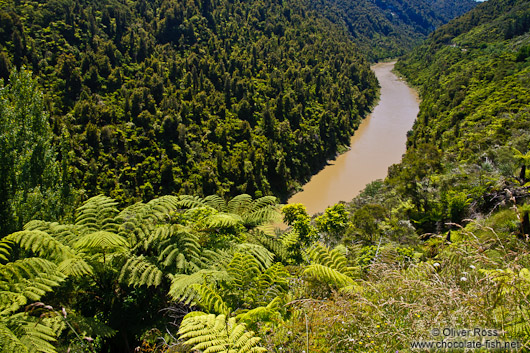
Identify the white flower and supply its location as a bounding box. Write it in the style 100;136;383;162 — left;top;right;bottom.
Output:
460;277;468;282
469;265;476;269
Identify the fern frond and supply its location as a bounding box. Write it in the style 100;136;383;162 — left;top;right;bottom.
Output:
169;269;230;304
197;249;234;269
119;256;163;288
247;230;290;263
0;291;26;315
227;253;261;289
280;230;299;249
0;239;12;263
227;194;253;214
240;196;281;227
202;213;243;229
307;242;356;276
56;256;93;277
190;284;230;316
1;257;61;284
0;322;28;353
177;195;216;210
10;313;58;353
178;313;267;353
201;195;227;211
236;296;285;326
75;231;128;252
234;244;274;270
146;195;181;216
5;231;76;264
23;221;78;246
303;263;354;288
75;195;119;234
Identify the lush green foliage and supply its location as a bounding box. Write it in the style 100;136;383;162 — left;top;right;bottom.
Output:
5;0;530;352
312;0;477;60
0;193;285;352
391;0;530;234
0;69;75;237
0;0;378;206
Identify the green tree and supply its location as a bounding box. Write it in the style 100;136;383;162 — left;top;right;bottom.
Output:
0;68;62;237
315;204;350;244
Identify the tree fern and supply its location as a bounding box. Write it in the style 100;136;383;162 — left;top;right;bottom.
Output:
190;284;231;316
0;256;65;353
303;242;358;288
168;269;231;305
74;231;128;253
178;312;267;353
75;195;120;234
119;255;164;288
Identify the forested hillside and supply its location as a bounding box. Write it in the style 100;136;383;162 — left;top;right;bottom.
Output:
313;0;477;59
394;0;530;233
0;0;378;235
6;0;530;352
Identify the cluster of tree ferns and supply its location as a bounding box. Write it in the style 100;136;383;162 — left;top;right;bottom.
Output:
0;0;377;214
2;193;530;352
309;0;477;60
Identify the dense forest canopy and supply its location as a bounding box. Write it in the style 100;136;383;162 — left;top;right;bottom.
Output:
393;0;530;233
0;0;379;235
312;0;478;60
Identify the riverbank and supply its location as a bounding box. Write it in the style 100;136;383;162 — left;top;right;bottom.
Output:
287;61;419;215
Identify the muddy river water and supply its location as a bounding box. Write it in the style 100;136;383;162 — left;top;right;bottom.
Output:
286;61;419;215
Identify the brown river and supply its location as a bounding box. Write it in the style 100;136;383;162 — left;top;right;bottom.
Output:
287;61;419;215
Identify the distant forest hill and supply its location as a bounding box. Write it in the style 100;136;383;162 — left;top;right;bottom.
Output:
313;0;478;60
0;0;379;210
0;0;475;230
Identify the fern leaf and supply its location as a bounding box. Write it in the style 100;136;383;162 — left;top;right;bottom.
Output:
0;322;27;353
0;291;27;316
227;253;260;289
0;239;12;263
234;244;273;270
169;269;230;304
179;313;266;353
190;284;230;316
5;230;76;264
119;256;163;288
75;231;128;252
57;256;93;277
303;263;354;288
11;313;58;353
75;195;119;234
202;213;243;229
226;194;253;214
